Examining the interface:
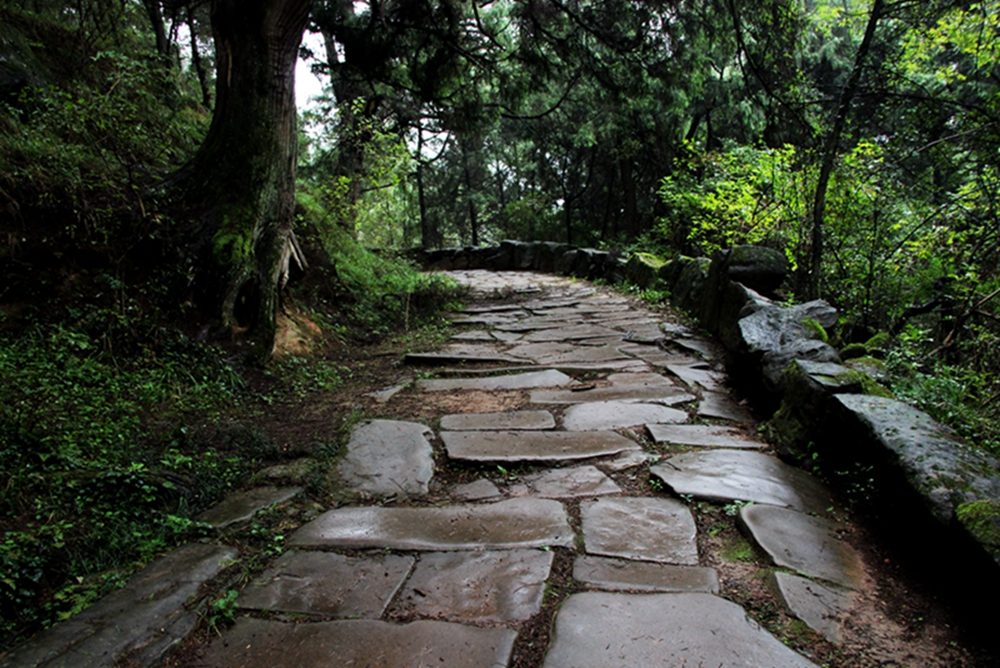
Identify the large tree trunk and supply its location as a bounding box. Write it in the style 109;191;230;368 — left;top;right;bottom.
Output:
182;0;311;363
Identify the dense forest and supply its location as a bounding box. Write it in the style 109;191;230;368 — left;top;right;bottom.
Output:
2;0;999;651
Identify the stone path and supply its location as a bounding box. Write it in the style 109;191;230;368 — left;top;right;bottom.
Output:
3;270;873;668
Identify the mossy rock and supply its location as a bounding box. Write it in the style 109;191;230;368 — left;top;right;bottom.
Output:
625;252;666;289
956;499;1000;551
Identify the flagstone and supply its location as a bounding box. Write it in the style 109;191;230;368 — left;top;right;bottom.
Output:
646;424;763;449
198;617;517;668
442;430;640;462
522;324;621;342
197;486;302;529
562;400;688;431
289;497;575;551
581;497;698;565
453;478;503;501
393;549;553;622
337;420;434;498
531;372;688;404
516;465;621;498
237;551;413;618
440;410;556;431
771;572;855;643
650;449;835;514
739;504;865;589
573;556;719;593
665;362;725;390
542;593;818;668
698;392;755;422
416;369;573;391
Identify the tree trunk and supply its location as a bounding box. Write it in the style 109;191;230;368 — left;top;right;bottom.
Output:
808;0;883;299
182;0;311;363
143;0;171;61
621;158;638;241
187;8;213;109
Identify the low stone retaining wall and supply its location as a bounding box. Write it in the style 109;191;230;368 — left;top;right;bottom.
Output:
416;241;1000;569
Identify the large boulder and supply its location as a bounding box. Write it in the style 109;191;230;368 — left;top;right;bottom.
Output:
625;253;666;289
831;394;1000;566
723;245;789;295
670;257;711;314
534;242;568;272
556;249;579;275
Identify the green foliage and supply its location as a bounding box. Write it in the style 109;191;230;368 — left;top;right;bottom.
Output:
296;184;463;339
0;49;208;252
207;589;240;632
0;325;250;640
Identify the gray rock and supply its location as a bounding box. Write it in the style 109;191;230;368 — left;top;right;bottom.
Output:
198;617;517;668
519;465;621;498
404;344;530;365
255;458;316;485
650;450;835;514
581;497;698;565
441;410;556;431
450;330;495;341
573;556;719;593
542;592;818;668
289;497;575;551
738;504;865;589
665;362;725;390
647;424;763;449
531;372;687;404
562;400;688;431
724;245;789;294
834;394;1000;535
770;572;855;643
603;450;660;471
197;486;302;529
1;544;237;668
453;478;503;501
698;392;754;422
365;382;410;402
522;324;621;342
625;253;666;288
237;551;413;617
670;257;712;314
670;337;719;359
338;420;434;498
511;342;632;365
393;550;553;622
442;430;640;462
417;369;573;391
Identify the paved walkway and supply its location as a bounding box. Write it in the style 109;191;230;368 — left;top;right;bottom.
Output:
4;270;870;668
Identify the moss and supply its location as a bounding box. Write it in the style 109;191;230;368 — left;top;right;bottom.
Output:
801;318;829;343
841;342;867;359
956;500;1000;548
864;331;890;351
721;535;757;563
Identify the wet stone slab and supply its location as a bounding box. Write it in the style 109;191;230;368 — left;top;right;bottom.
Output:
531;372;689;404
197;486;302;529
647;424;763;449
771;572;855;644
739;504;865;589
573;556;719;593
512;465;621;498
289;497;575;551
237;551;413;618
453;478;503;501
198;617;517;668
581;497;698;565
521;324;621;342
603;450;660;471
337;420;434;498
650;450;836;514
417;369;574;392
404;344;530;365
698;392;755;422
562;400;688;431
442;430;640;462
542;592;818;668
393;549;554;622
441;410;556;431
665;362;725;390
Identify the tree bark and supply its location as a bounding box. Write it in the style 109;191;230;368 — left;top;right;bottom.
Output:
808;0;883;299
182;0;311;363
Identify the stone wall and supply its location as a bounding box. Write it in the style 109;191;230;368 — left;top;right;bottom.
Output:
416;241;1000;569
